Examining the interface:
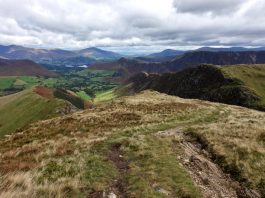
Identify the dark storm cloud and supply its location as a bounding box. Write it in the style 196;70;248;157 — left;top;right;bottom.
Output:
0;0;264;52
173;0;247;14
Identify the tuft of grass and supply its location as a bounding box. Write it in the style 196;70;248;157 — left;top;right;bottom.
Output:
122;135;203;198
83;154;118;192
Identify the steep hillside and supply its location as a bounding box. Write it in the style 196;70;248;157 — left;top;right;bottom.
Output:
0;91;264;197
0;88;75;137
222;65;265;105
0;59;56;77
127;64;265;110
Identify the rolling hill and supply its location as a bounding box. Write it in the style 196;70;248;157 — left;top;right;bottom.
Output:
127;64;265;111
0;58;56;77
0;88;76;137
0;45;75;60
77;47;122;60
0;91;264;197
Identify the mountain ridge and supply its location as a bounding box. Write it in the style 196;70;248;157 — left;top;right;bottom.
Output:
0;58;57;77
127;64;265;111
0;90;263;197
0;45;123;66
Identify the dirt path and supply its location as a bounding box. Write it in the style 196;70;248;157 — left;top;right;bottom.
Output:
157;129;261;198
107;143;129;198
89;143;128;198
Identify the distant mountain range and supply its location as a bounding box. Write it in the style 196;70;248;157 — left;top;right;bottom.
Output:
136;49;185;62
196;46;265;52
0;45;123;66
0;58;56;77
2;44;265;73
138;46;265;62
91;50;265;78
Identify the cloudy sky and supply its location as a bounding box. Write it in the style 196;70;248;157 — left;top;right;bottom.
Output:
0;0;265;54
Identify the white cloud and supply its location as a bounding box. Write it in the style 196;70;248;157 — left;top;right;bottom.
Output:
0;0;264;51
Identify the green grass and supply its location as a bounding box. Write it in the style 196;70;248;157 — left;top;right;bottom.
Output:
0;76;57;91
75;89;117;103
13;79;27;86
222;64;265;105
0;89;65;137
86;133;203;198
2;91;265;196
78;69;115;77
122;136;202;198
94;89;116;103
76;90;92;101
83;154;118;191
0;77;15;90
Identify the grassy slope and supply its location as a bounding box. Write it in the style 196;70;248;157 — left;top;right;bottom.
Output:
0;91;264;197
76;90;92;100
0;89;65;137
0;77;15;90
94;89;116;103
76;89;117;103
222;64;265;105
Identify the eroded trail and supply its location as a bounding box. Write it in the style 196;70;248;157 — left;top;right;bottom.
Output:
107;143;129;198
157;129;261;198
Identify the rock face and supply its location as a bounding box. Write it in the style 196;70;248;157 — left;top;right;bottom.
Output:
127;64;262;110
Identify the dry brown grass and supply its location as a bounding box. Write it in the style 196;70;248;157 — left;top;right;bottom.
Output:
186;105;265;187
0;90;264;197
0;171;81;198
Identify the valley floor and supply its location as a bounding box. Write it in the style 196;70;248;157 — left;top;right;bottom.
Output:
0;91;264;197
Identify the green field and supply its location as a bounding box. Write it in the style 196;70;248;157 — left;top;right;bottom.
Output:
0;89;65;137
0;69;119;102
0;77;15;90
0;76;57;93
55;69;118;102
77;69;115;78
222;64;265;105
0;69;120;133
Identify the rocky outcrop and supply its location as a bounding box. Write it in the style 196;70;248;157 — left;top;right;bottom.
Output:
127;64;263;110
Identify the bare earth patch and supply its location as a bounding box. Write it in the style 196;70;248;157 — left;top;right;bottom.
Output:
157;128;261;198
